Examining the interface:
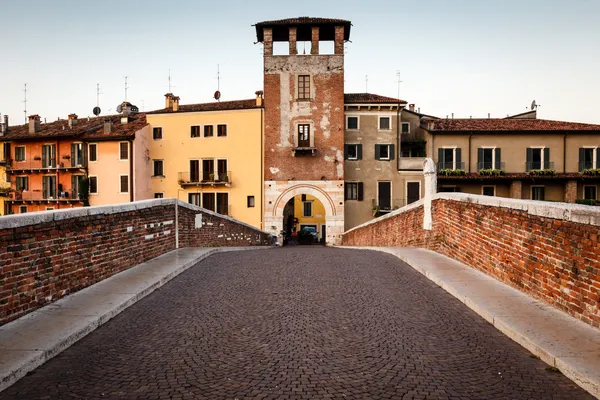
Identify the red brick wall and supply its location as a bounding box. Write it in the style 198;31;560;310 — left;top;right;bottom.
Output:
342;199;600;328
0;200;271;326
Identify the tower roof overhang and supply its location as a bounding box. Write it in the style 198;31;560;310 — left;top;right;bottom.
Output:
254;17;352;43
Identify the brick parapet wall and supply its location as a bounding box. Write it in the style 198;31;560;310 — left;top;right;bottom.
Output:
0;199;272;326
342;194;600;328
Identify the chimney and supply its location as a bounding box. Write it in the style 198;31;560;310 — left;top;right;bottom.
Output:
172;96;180;112
164;93;179;111
255;90;264;107
28;114;40;134
0;115;7;136
104;120;113;134
409;104;415;112
68;113;78;128
120;101;129;124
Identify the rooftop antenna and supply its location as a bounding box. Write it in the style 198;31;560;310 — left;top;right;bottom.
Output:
93;83;103;116
23;83;27;123
365;75;368;93
396;71;402;100
214;64;221;102
168;69;174;92
531;100;540;110
124;76;129;101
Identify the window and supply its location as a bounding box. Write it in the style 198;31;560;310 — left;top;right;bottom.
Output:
204;125;214;137
377;181;392;210
217;193;228;215
401;122;410;134
298;75;310;100
202;192;215;211
188;193;201;206
16;176;28;191
247;196;255;207
375;144;394;161
407;182;420;204
345;144;362;160
71;175;84;198
438;148;462;170
190;160;200;182
153;127;163;140
477;148;501;170
217;159;228;181
15;146;25;162
379;116;391;131
71;143;84;166
401;142;427;158
42;175;57;199
42;144;56;168
526;147;549;171
120;175;129;193
153;160;164;177
531;186;545;201
579;147;598;171
19;206;27;214
119;142;129;160
202;159;215;181
89;176;98;194
154;193;164;199
217;124;227;137
190;126;200;138
298;124;310;147
482;186;495;196
88;144;97;162
303;201;312;217
345;182;363;201
346;116;359;130
584;186;597;200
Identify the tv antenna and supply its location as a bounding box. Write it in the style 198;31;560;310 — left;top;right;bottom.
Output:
93;83;102;116
23;83;27;123
124;76;129;101
214;64;221;101
396;71;402;100
168;69;175;92
365;75;368;93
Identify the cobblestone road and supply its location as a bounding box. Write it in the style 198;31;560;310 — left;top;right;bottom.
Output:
1;247;593;399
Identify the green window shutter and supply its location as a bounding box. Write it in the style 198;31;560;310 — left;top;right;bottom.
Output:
597;149;600;169
543;148;550;169
344;145;348;160
42;177;47;198
579;148;585;171
438;148;444;168
455;148;462;169
526;148;533;172
389;144;395;160
477;148;483;170
42;146;47;167
357;182;364;201
71;144;76;167
357;144;362;160
375;144;380;160
495;148;501;170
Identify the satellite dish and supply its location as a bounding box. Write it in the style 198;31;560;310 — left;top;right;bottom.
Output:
214;90;221;101
93;106;101;116
116;104;123;113
531;100;537;110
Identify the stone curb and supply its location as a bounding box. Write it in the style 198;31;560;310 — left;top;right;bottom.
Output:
0;246;271;393
342;246;600;399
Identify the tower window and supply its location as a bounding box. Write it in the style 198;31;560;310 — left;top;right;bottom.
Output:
298;75;310;100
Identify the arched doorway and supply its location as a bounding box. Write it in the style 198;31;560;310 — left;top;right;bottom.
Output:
265;183;344;245
282;194;327;245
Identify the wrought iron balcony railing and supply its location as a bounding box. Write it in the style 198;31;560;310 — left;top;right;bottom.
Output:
178;171;231;186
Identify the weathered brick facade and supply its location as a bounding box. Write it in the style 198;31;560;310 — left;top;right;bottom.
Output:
0;199;271;326
343;196;600;328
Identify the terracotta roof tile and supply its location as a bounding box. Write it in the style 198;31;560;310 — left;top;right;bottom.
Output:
255;17;351;42
425;118;600;133
1;114;147;141
149;99;259;114
344;93;407;105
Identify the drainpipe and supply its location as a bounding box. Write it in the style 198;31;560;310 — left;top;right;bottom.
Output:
468;133;472;173
129;138;134;202
396;104;401;171
57;139;60;210
563;134;567;173
260;106;264;230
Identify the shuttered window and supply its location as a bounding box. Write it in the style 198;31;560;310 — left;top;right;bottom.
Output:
119;142;129;160
120;175;129;193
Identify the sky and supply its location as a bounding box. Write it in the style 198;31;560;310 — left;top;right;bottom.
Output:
1;0;599;125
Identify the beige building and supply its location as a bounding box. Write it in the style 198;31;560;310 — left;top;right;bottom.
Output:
423;113;600;202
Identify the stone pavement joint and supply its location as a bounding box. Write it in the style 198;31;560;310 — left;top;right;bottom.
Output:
0;246;272;393
0;247;592;399
344;246;600;399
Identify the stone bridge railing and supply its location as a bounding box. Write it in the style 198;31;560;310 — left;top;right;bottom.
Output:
0;199;272;326
342;160;600;329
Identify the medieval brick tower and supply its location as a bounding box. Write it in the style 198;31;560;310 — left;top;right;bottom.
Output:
254;17;351;244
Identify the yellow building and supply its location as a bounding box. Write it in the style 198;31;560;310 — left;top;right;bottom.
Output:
293;194;326;241
146;93;264;229
0;163;9;215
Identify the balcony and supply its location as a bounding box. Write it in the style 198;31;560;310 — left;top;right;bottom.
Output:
399;157;426;170
437;161;465;172
526;161;555;172
372;198;405;217
579;161;598;172
477;161;505;172
292;146;317;157
6;159;86;173
178;171;231;187
8;189;82;203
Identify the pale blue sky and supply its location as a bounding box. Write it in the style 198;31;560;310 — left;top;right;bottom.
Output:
1;0;599;124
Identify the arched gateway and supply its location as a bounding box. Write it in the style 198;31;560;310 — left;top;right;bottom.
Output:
265;183;344;245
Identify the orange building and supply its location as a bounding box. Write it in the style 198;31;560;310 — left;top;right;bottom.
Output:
0;111;150;214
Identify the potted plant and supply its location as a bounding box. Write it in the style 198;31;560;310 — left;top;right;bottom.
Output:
33;156;41;161
62;155;70;160
221;174;228;183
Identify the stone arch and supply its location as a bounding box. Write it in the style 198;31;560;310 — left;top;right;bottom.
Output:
272;184;336;218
